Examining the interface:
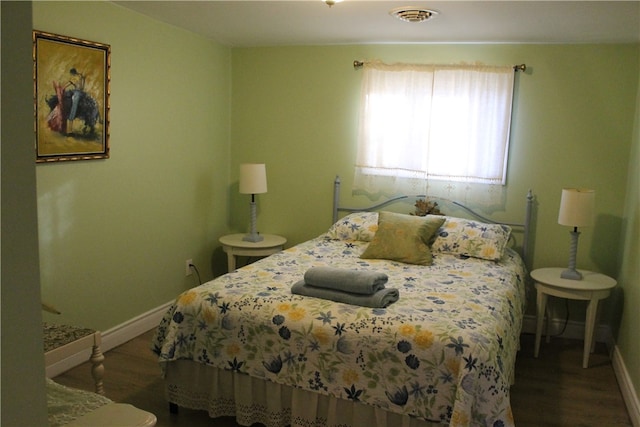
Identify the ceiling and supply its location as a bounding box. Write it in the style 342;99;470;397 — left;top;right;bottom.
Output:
114;1;640;47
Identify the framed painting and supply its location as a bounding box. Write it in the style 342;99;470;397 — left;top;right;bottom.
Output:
33;31;110;163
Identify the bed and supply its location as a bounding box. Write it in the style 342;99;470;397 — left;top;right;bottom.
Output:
152;178;534;427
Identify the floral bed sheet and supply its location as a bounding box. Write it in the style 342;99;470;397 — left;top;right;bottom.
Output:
153;235;527;426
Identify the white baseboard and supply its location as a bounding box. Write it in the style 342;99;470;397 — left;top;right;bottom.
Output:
46;301;173;378
100;301;173;352
612;345;640;427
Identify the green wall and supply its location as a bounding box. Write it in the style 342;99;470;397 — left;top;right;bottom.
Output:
1;2;49;425
33;2;232;331
230;44;636;271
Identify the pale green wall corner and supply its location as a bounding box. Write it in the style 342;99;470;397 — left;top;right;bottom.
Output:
1;2;49;425
33;1;232;331
614;58;640;406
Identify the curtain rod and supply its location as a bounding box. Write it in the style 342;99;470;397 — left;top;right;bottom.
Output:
353;60;526;72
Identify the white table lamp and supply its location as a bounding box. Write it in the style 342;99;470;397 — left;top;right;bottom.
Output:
557;188;595;280
239;163;267;242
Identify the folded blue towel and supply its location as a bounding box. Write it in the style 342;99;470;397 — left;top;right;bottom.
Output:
291;280;399;308
304;267;388;295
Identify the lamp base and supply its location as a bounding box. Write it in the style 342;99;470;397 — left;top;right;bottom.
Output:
561;268;583;280
244;199;263;243
561;229;583;280
243;233;264;243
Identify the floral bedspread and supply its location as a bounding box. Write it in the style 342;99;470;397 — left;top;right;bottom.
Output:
153;235;527;426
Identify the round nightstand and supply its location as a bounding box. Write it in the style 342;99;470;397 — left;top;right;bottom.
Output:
219;234;287;272
531;267;616;368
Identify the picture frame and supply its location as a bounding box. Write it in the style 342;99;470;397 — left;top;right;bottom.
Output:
33;30;110;163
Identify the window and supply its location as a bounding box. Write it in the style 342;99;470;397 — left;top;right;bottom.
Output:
354;62;515;203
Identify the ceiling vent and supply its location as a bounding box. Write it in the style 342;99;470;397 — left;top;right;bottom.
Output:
389;7;438;23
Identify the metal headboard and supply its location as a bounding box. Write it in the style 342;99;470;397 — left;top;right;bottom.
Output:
332;175;534;264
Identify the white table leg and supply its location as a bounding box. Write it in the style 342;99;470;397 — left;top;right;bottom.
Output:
583;298;598;368
534;290;548;358
227;254;236;272
223;247;237;272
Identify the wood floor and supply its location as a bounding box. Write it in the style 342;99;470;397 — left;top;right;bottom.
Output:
53;330;632;427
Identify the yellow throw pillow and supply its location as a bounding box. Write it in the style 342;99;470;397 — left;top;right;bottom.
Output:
360;212;446;265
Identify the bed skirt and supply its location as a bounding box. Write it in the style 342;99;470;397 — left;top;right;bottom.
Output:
164;360;441;427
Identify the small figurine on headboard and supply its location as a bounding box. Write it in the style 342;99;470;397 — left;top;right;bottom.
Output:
411;198;443;217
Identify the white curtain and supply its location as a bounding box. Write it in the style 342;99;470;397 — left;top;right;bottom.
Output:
354;61;515;206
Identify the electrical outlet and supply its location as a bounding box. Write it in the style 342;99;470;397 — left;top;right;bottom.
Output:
185;259;193;276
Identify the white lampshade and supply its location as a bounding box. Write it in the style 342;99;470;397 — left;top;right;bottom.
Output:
558;188;595;228
239;163;267;195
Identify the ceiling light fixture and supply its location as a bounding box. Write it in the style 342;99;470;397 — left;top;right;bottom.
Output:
324;0;343;8
389;7;438;23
